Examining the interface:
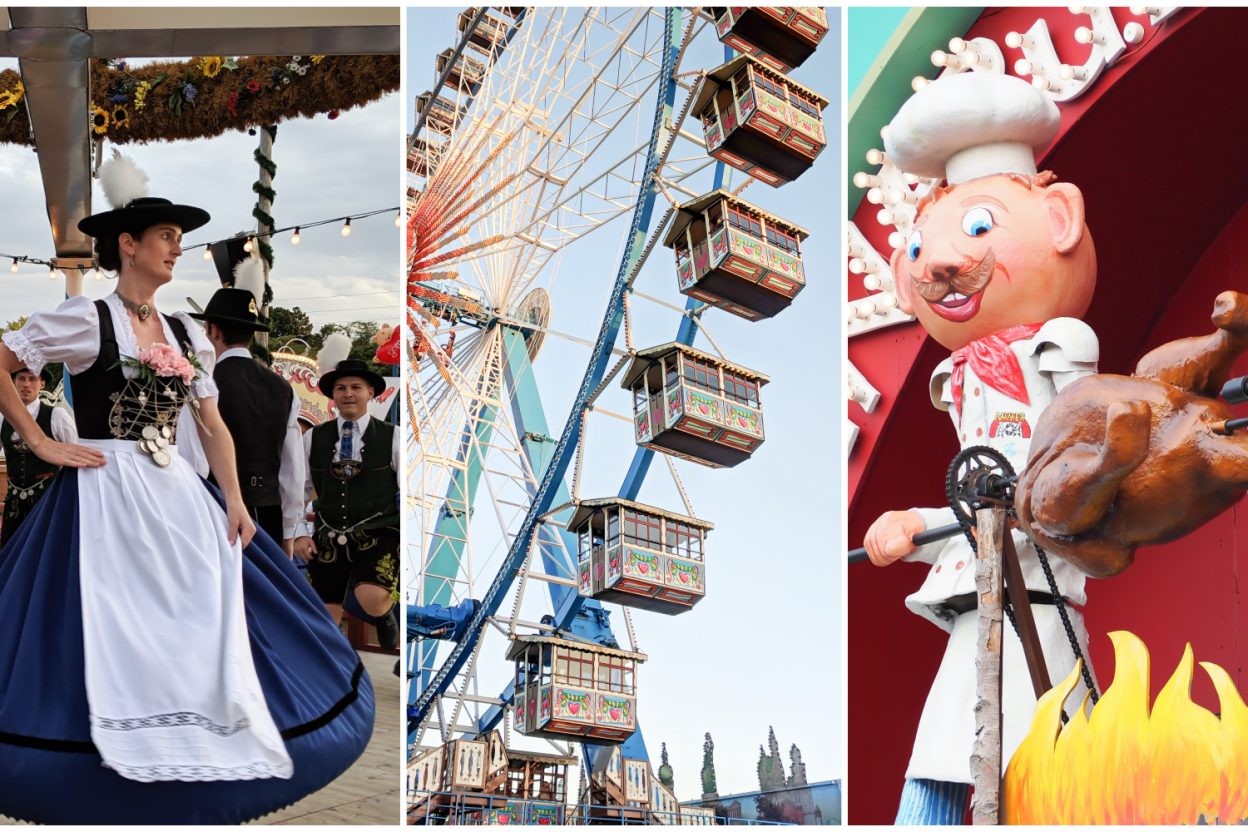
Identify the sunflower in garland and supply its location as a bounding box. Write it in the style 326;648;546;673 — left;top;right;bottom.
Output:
111;105;130;130
91;104;109;135
200;56;223;78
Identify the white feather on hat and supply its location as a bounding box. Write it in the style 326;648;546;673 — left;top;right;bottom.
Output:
232;255;266;307
98;149;149;210
317;332;352;374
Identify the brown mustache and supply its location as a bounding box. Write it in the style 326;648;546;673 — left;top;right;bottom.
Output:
912;248;996;302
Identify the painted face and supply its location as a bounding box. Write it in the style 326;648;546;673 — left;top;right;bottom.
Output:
333;377;374;420
12;369;44;405
125;223;183;284
890;175;1097;351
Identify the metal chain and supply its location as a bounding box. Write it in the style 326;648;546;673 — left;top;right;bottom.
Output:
1035;545;1100;705
571;409;587;502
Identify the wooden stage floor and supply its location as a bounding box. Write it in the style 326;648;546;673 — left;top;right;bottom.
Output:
256;648;401;826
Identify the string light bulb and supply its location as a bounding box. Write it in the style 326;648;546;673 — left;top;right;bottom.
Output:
47;266;56;281
291;226;302;245
243;237;254;253
202;248;212;261
340;218;352;237
9;259;16;273
394;212;402;228
93;264;103;281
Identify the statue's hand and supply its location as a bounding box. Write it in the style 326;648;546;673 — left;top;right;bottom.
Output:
863;510;926;566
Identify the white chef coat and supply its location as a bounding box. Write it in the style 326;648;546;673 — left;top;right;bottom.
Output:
901;316;1100;783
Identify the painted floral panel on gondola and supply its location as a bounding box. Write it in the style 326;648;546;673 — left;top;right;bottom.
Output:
737;91;755;123
540;686;551;724
694;240;710;275
606;547;623;585
766;245;804;285
554;688;593;723
685;389;724;426
727;231;767;278
726;403;763;438
597;694;633;729
704;119;723;150
578;558;592;594
634;407;651;443
488;804;522;825
789;108;824;146
667;389;684;423
711;228;729;263
753;89;789;136
623;547;660;583
666;557;704;593
530;802;560;825
678;257;696;291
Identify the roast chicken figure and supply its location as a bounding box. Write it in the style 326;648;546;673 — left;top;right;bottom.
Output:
1017;290;1248;577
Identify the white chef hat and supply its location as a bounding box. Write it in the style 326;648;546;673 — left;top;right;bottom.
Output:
884;71;1060;185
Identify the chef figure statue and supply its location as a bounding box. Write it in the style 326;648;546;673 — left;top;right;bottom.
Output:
861;71;1100;824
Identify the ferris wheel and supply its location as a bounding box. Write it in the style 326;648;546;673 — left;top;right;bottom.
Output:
407;4;830;781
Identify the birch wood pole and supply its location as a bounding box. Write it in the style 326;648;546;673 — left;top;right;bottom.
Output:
252;124;277;351
971;507;1005;824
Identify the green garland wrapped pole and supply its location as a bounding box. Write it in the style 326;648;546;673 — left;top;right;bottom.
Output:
253;123;277;351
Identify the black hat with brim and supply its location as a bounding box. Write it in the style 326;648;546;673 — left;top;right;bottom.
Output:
190;288;270;332
318;359;387;398
12;366;54;386
78;196;210;239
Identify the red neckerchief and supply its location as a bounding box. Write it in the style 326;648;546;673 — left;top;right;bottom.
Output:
950;323;1045;419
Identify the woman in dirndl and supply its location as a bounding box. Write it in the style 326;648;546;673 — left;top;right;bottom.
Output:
0;152;374;824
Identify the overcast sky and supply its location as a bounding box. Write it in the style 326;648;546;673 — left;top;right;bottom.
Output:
0;55;401;337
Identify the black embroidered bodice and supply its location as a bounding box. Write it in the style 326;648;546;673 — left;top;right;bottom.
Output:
71;299;194;444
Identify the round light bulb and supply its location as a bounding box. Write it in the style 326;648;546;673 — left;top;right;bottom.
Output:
876;208;895;226
1014;58;1033;76
394;213;402;228
1005;31;1024;49
341;218;352;237
1123;21;1145;43
848;257;865;274
291;227;302;245
962;51;980;68
931;50;948;68
48;267;56;280
93;267;103;281
1074;26;1094;44
866;188;884;205
911;76;928;93
863;274;882;291
243;238;254;253
9;259;16;273
852;171;875;189
948;37;967;54
865;148;885;166
887;231;905;249
880;292;898;309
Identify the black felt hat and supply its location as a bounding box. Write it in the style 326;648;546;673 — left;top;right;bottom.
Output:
189;288;269;332
78;196;210;239
12;366;54;386
318;359;386;398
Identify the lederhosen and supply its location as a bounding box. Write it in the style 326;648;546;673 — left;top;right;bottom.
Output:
306;418;399;604
213;357;294;543
1;403;60;547
73;299;193;453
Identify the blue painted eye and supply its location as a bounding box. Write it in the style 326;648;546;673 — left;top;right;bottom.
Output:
906;230;922;261
962;206;994;237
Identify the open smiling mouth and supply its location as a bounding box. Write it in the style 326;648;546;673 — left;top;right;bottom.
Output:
928;289;984;322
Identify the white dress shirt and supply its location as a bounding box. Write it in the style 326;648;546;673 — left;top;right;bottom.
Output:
299;412;399;538
0;397;79;455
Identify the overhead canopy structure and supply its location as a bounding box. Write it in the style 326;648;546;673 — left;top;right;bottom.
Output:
0;7;398;273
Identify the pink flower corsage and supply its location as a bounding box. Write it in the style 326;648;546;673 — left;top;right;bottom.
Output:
136;343;197;384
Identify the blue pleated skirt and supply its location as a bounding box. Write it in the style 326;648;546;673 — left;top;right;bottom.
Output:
0;470;375;824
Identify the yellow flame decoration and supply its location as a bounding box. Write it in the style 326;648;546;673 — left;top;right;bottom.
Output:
1004;631;1248;824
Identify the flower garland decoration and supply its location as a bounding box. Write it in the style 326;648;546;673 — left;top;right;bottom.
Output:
0;54;397;147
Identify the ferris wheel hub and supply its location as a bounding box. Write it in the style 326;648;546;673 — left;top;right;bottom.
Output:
513;288;551;361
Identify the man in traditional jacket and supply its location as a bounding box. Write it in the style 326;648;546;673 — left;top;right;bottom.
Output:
0;365;76;547
294;355;399;651
192;255;304;551
860;71;1100;823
